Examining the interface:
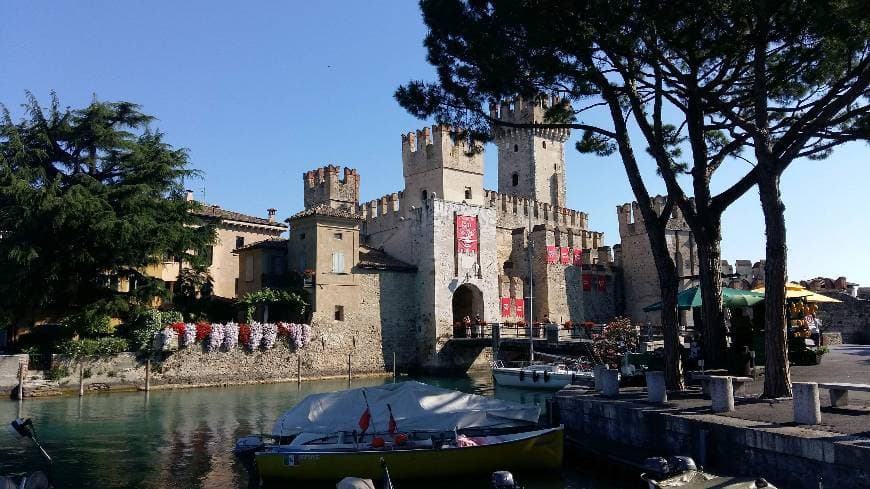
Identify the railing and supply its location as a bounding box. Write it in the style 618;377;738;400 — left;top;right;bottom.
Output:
449;322;606;341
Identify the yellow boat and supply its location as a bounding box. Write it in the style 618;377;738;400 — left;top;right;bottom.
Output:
255;426;563;481
240;381;562;481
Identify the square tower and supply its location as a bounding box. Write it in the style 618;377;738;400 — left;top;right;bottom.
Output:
491;95;570;207
303;165;360;213
402;125;485;210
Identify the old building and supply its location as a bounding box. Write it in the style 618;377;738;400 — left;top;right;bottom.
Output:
240;95;620;369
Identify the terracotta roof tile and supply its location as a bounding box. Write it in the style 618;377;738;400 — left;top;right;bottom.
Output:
234;238;288;253
192;205;287;228
288;205;362;221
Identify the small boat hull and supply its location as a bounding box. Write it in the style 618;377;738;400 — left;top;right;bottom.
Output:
492;367;593;389
255;427;563;481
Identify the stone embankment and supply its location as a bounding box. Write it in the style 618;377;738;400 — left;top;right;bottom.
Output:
557;385;870;489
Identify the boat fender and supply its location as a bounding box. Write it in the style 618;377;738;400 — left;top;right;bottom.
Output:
532;371;540;383
393;433;408;445
519;370;525;381
544;370;551;382
371;436;385;448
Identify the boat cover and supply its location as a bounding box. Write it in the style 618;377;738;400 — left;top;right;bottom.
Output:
271;381;540;437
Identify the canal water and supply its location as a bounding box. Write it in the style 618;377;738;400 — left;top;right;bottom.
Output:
1;371;628;488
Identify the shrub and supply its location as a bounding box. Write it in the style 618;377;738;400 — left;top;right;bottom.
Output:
47;366;70;381
58;337;129;359
62;308;113;337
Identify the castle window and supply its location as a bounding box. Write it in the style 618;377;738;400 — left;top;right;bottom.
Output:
464;187;472;200
334;305;345;321
513;144;518;152
334;232;343;240
512;173;519;187
421;189;428;202
236;236;245;249
542;141;547;149
332;251;345;273
300;233;306;240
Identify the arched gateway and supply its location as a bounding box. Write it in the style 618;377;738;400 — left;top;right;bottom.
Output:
452;283;484;337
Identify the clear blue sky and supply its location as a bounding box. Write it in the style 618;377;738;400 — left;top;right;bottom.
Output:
2;1;867;285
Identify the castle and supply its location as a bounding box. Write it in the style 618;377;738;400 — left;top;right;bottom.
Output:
235;95;704;369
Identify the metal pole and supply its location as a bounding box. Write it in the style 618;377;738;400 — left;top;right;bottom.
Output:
145;358;151;392
392;351;397;380
347;352;352;385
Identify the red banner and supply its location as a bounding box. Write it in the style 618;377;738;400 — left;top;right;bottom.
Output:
500;298;511;317
598;275;608;292
514;298;525;318
560;247;570;265
455;215;478;253
546;245;558;264
582;274;593;291
573;248;583;266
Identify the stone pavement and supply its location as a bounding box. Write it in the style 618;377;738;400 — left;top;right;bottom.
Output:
668;344;870;436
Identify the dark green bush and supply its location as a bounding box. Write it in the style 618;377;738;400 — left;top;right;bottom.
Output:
58;337;129;359
47;366;70;381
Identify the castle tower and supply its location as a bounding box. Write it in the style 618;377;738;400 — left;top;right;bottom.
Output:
401;125;484;209
491;95;570;207
303;165;360;212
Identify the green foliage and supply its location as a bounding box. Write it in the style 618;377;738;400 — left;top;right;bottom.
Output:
125;309;164;353
61;308;112;337
0;92;216;325
58;337;129;359
46;366;70;381
239;288;308;323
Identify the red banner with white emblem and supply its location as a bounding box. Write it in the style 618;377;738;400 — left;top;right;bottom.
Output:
560;247;570;265
455;215;478;253
514;298;525;318
546;245;558;264
598;275;608;292
582;274;592;291
500;298;511;317
573;248;583;266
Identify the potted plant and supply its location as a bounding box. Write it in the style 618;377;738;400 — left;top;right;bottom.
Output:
532;321;543;338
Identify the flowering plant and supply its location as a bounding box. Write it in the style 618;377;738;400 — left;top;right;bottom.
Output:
223;322;239;350
238;323;252;348
195;322;212;342
179;323;196;347
207;323;225;352
563;320;573;330
277;322;291;337
262;323;277;349
170;322;186;336
249;322;263;351
592;316;639;368
154;327;177;352
301;323;311;347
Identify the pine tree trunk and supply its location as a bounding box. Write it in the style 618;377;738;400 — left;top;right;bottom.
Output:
658;265;684;390
694;226;727;369
759;172;792;398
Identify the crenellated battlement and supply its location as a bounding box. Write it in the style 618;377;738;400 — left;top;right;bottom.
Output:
617;195;692;237
303;165;360;211
401;125;484;177
359;191;407;238
484;189;589;231
489;95;570;142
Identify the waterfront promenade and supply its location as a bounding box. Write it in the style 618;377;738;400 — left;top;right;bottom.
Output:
557;344;870;489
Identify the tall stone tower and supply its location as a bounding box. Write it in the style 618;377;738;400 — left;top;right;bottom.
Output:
491;95;570;207
402;125;484;209
303;165;360;212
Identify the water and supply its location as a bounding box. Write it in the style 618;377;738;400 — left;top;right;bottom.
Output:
1;372;628;488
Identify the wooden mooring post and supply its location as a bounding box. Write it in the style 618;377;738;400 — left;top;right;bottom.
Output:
78;363;84;397
347;352;352;384
297;356;302;385
145;359;151;392
17;361;26;401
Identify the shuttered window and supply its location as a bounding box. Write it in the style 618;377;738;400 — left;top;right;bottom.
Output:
245;255;254;282
332;252;345;274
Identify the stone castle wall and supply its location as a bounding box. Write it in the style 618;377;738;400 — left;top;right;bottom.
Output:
816;293;870;344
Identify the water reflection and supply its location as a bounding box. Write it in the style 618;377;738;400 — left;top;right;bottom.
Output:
1;372;620;488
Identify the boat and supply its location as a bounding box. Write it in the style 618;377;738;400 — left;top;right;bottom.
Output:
2;418;52;489
238;381;563;481
641;456;776;488
491;360;595;389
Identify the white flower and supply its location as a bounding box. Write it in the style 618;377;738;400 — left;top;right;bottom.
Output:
262;323;277;349
182;323;196;347
224;322;239;350
249;322;263;351
208;323;225;352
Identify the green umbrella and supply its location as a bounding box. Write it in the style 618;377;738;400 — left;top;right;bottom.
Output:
642;286;764;312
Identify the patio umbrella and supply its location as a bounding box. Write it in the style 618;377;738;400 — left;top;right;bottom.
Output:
751;282;841;303
642;287;765;312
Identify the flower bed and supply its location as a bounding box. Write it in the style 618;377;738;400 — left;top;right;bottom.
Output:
153;321;314;353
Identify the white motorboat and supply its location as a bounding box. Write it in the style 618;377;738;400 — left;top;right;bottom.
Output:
491;361;594;389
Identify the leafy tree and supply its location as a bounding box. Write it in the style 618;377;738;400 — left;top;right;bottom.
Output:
240;287;308;323
398;0;869;395
0;93;216;336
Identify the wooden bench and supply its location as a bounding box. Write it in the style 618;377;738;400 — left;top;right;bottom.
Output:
694;375;754;398
817;383;870;408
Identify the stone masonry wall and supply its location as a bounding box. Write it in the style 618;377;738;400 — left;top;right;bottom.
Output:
816;293;870;344
0;354;28;388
